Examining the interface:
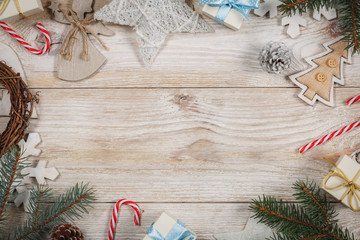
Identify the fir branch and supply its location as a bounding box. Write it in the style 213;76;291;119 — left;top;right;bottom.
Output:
338;0;360;54
27;185;52;228
280;0;337;15
12;183;95;240
250;179;356;240
293;180;337;226
279;0;360;54
0;146;27;226
33;190;42;227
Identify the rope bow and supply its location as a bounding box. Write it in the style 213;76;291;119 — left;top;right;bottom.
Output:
59;9;108;61
322;158;360;211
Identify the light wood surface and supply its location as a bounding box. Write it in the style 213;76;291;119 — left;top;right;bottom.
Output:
1;0;360;239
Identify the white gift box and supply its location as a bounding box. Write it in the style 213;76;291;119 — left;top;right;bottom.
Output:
0;0;43;21
144;212;196;240
201;5;245;30
322;155;360;211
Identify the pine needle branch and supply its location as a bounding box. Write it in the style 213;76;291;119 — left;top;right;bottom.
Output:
27;185;52;228
0;146;28;228
12;183;96;240
280;0;338;15
338;0;360;53
250;179;357;240
279;0;360;54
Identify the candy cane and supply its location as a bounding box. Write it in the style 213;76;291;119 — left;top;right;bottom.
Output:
299;120;360;153
108;199;141;240
0;22;51;55
347;95;360;106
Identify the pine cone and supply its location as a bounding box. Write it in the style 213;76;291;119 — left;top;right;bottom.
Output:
258;41;291;74
49;224;84;240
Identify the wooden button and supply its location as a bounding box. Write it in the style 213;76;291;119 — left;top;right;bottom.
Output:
327;58;337;68
316;73;327;82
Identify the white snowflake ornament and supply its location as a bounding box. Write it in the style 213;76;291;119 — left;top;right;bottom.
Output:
14;190;31;212
21;160;59;185
313;6;337;21
94;0;213;66
13;176;32;212
282;13;307;38
18;133;42;158
14;176;32;193
254;0;282;18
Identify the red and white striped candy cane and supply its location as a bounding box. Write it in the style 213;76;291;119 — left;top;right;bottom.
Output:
299;120;360;153
108;199;141;240
0;22;51;55
347;95;360;106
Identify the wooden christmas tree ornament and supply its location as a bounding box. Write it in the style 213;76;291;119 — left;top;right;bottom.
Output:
289;37;352;107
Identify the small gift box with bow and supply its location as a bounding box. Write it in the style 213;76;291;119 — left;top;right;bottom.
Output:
198;0;260;30
0;0;43;21
322;155;360;211
144;212;196;240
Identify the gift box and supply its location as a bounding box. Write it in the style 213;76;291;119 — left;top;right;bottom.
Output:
201;5;245;31
198;0;260;31
144;212;196;240
0;0;43;21
322;155;360;211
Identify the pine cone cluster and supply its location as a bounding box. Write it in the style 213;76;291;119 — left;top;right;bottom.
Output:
49;224;84;240
258;41;291;74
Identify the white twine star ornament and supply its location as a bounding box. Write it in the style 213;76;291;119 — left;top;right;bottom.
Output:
95;0;213;66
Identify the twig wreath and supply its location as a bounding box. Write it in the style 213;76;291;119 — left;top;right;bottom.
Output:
0;61;33;157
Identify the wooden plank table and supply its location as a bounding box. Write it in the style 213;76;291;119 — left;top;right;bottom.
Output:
1;0;360;239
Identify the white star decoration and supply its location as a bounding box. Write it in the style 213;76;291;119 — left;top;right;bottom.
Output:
213;218;273;240
95;0;213;66
21;160;59;185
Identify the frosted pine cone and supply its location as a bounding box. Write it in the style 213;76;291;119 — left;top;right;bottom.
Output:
49;224;84;240
259;41;291;74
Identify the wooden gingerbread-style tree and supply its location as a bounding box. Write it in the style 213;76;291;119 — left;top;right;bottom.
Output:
289;37;351;107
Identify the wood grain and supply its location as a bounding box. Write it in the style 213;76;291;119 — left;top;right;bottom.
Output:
1;1;360;239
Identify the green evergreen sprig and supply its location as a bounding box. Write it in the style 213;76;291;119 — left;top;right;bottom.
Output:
250;179;357;240
279;0;360;54
11;183;95;240
0;147;96;239
0;146;27;228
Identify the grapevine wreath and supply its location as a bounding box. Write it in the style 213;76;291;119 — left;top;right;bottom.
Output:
0;61;33;157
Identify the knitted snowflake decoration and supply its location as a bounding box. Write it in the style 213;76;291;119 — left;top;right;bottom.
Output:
95;0;213;66
259;41;291;74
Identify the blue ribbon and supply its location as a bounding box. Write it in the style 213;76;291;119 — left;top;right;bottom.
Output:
197;0;260;24
146;220;195;240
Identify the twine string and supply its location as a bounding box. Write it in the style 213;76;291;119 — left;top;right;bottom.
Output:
59;9;108;61
322;158;360;211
